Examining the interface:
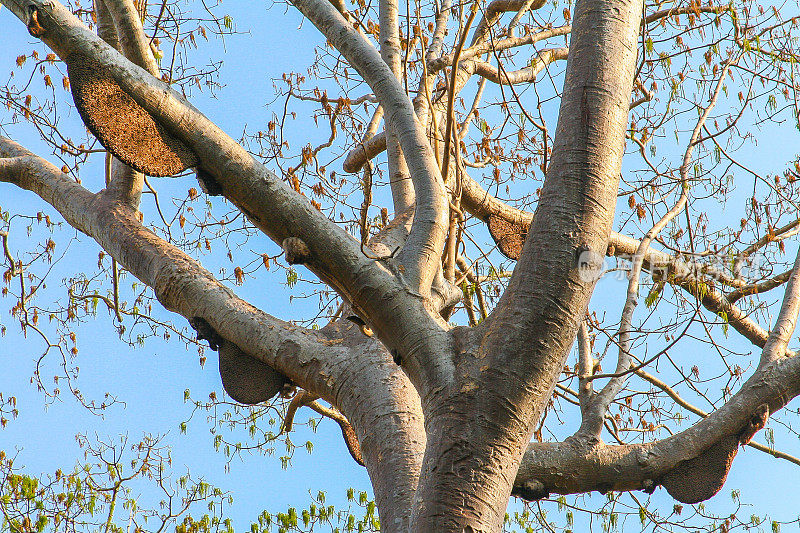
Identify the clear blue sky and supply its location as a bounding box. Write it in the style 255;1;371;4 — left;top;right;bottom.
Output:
1;0;799;531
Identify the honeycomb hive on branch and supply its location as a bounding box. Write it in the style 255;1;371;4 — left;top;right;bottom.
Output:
67;53;198;176
488;214;528;260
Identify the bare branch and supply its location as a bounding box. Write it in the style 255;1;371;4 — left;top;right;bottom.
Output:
379;0;414;213
427;26;571;74
728;269;793;303
733;218;800;277
343;131;388;173
576;321;595;417
307;399;364;466
761;247;800;364
100;0;160;76
0;0;452;361
440;4;478;184
471;0;546;48
290;0;448;292
581;60;732;438
0;137;338;395
643;4;730;24
0;137;427;527
459;169;792;357
634;368;800;465
472;48;568;85
515;353;800;500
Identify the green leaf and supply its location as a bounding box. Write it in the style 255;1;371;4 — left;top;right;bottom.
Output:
645;283;662;308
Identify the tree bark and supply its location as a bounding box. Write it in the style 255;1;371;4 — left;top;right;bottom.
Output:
8;0;800;529
0;136;426;531
407;0;644;529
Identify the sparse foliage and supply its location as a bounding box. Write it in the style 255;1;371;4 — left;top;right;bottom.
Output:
3;0;800;530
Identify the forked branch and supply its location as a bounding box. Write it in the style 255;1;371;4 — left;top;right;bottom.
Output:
290;0;449;292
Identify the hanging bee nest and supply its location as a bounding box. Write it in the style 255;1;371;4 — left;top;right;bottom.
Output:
660;435;739;504
661;404;769;504
488;214;529;260
188;317;293;405
66;52;198;176
218;340;294;404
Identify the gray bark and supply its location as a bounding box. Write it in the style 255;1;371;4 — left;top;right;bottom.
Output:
378;0;414;214
409;0;644;528
290;0;448;292
0;136;425;529
4;0;800;530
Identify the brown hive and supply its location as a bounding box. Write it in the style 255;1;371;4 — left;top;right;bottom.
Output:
488;214;529;260
66;53;197;176
661;435;739;504
218;340;290;405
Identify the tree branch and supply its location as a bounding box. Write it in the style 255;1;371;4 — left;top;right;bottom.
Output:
634;368;800;466
427;25;571;74
481;0;642;360
472;48;568;84
514;352;800;500
471;0;546;48
727;269;793;303
289;0;448;292
215;4;731;177
0;137;338;396
378;0;414;213
95;0;145;208
343;131;388;173
0;137;426;531
459;171;795;357
0;0;455;375
761;247;800;364
576;321;595;421
409;0;645;526
100;0;160;76
581;59;732;438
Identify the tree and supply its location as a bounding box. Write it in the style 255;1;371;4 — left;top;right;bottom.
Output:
2;0;800;529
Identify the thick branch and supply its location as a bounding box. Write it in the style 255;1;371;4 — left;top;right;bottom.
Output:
761;247;800;364
0;138;339;392
514;349;800;499
459;172;793;357
0;138;425;532
343;131;388;173
609;232;795;356
0;0;455;387
483;0;642;363
635;368;800;466
378;0;414;213
100;0;160;76
410;0;644;528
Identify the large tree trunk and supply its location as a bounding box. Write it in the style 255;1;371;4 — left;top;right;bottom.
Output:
407;0;643;528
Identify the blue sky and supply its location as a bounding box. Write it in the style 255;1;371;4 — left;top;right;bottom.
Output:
1;0;800;530
0;2;374;527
